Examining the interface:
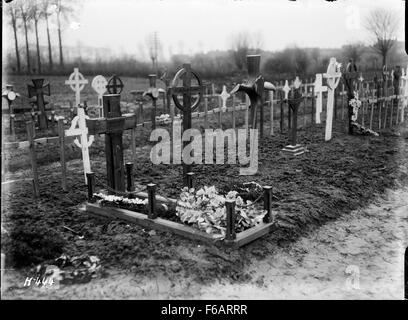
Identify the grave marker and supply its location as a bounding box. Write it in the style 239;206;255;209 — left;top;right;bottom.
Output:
168;63;204;186
282;77;305;156
323;57;342;141
313;74;327;124
86;95;137;191
106;75;124;94
342;59;359;134
65;107;94;184
91;75;108;117
143;74;160;129
65;68;88;109
230;55;274;139
400;65;408;123
27;79;51;129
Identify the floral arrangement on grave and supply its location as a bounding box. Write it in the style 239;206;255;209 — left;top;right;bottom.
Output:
156;113;171;124
348;91;379;136
93;193;148;211
175;186;267;237
349;91;362;122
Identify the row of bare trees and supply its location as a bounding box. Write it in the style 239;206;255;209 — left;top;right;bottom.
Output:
6;0;78;74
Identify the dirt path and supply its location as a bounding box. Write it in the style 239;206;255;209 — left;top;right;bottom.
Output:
3;185;407;300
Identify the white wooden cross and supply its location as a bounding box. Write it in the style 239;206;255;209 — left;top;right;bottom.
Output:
282;80;290;100
65;107;94;184
323;57;342;141
313;73;327;124
219;85;230;112
91;75;107;117
400;65;408;123
65;68;88;108
294;76;302;89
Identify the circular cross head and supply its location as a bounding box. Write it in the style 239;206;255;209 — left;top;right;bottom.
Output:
7;91;16;101
171;66;203;112
107;75;124;94
68;69;87;92
92;75;108;95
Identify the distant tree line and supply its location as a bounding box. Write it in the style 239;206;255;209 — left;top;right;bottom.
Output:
4;2;405;80
6;0;80;74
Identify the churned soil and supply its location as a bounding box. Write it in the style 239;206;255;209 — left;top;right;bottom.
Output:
1;103;408;298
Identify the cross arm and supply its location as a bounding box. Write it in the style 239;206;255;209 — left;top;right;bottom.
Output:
86;114;137;135
170;85;203;95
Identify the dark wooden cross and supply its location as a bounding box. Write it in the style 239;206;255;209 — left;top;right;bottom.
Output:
106;75;124;94
281;77;305;156
27;79;51;129
342;61;359;134
143;74;159;130
168;63;204;186
230;55;265;137
86;94;137;191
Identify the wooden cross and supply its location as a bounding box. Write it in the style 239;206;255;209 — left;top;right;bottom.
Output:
400;66;408;123
281;77;305;156
143;74;160;130
342;64;359;135
65;107;94;184
86;94;137;191
168;63;203;185
230;55;273;139
323;57;342;141
219;85;230;112
65;68;88;109
27;79;51;130
91;75;108;116
282;80;290;100
106;75;124;94
313;74;327;124
2;84;20;112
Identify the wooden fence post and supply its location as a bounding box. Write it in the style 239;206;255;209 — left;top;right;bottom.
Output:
147;183;157;219
58;119;67;191
26;121;40;198
270;91;274;136
225;199;236;241
125;162;134;192
86;172;95;202
130;128;136;167
186;172;194;189
218;96;222;128
9;114;15;139
263;186;273;223
232;95;236;130
204;96;209;129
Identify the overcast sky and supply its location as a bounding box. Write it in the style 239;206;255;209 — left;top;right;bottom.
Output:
4;0;406;61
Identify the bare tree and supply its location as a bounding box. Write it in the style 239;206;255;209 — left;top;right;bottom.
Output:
145;31;161;74
6;1;21;73
229;31;264;71
53;0;79;68
229;31;250;71
365;8;400;68
342;42;364;64
19;0;33;74
40;0;54;71
30;0;43;74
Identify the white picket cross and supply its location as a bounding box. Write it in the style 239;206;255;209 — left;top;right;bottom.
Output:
91;75;108;117
219;85;230;112
400;65;408;123
314;74;327;124
65;68;88;108
282;80;290;100
323;57;342;141
65;107;94;184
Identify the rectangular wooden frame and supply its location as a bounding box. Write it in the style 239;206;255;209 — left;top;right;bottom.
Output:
84;202;274;248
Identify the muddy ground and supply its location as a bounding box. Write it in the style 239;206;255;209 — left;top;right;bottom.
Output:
1;108;408;299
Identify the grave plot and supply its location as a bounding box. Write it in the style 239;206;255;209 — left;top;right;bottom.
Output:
82;64;275;248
